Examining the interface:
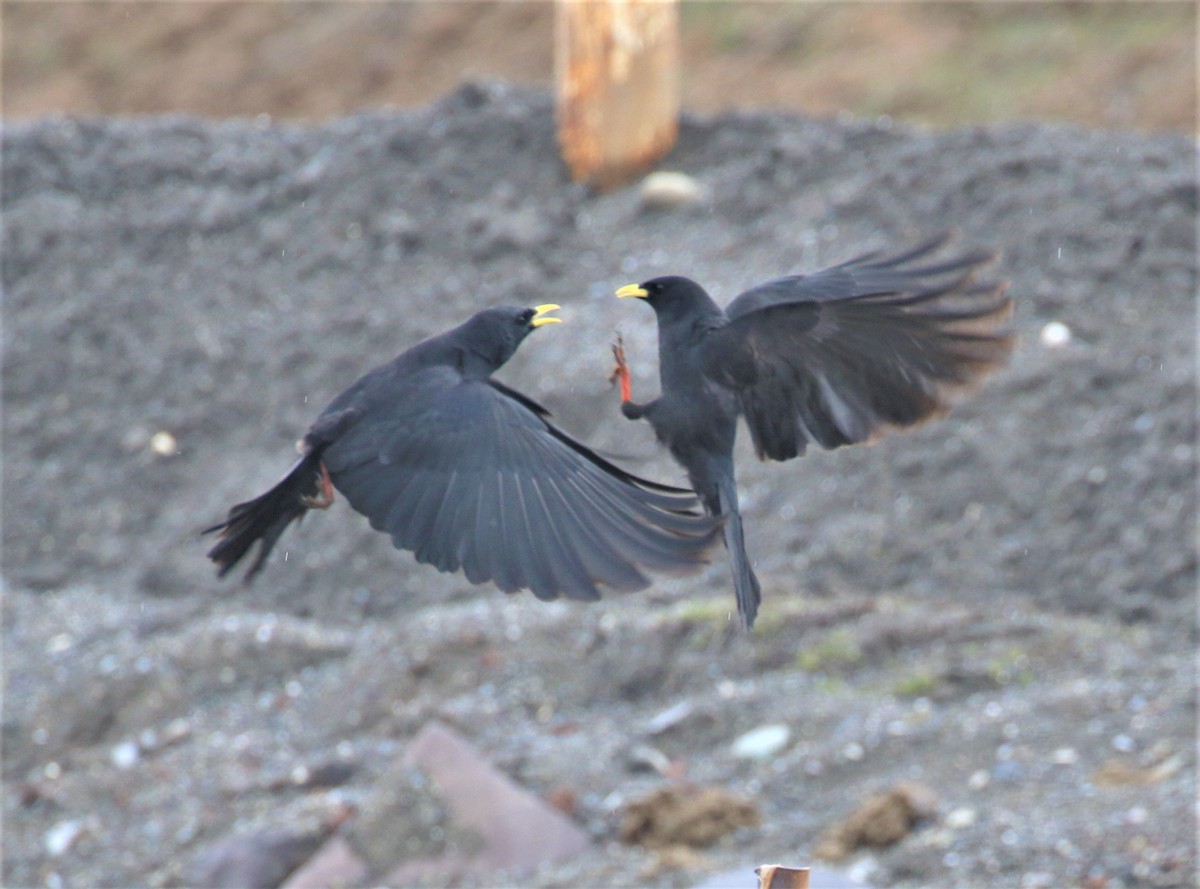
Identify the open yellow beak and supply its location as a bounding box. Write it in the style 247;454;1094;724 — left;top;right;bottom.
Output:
531;304;562;327
616;284;649;299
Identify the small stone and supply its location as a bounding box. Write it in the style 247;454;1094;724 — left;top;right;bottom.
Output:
646;700;694;735
163;717;192;745
640;171;707;210
111;739;140;770
45;820;84;857
626;743;673;775
45;633;74;655
967;769;989;790
944;807;976;829
731;724;792;760
1051;747;1079;765
150;430;178;457
1039;321;1071;347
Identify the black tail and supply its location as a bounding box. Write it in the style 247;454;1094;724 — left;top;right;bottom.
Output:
716;477;762;629
204;451;324;582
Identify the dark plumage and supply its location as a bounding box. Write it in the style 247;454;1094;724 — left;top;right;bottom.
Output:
206;305;721;602
614;234;1015;628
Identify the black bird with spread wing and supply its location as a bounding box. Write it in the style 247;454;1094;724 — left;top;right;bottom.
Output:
206;305;720;601
613;235;1014;629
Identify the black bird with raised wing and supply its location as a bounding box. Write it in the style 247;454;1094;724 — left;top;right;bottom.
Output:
206;305;720;602
613;235;1014;629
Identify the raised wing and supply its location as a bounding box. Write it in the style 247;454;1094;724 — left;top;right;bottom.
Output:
321;374;720;601
703;236;1014;461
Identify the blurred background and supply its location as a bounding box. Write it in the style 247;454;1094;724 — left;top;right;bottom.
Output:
4;1;1193;131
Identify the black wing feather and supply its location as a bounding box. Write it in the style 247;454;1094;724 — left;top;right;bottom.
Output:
705;236;1014;461
321;377;720;601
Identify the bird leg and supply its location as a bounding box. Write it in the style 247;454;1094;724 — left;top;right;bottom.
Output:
300;461;335;510
610;333;649;419
609;332;633;403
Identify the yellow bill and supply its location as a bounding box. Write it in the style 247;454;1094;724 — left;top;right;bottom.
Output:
531;304;563;327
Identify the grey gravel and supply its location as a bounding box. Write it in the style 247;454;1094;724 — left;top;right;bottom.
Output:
3;83;1195;888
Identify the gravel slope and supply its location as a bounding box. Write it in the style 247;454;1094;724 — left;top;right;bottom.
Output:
3;85;1195;888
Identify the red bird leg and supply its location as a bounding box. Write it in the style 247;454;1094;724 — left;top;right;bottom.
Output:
300;460;335;509
609;333;632;403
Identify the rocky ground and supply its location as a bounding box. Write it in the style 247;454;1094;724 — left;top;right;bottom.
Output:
3;85;1195;888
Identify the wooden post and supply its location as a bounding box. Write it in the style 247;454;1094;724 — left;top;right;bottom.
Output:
555;0;680;190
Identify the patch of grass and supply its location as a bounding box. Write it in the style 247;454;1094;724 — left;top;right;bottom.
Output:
986;646;1036;687
681;3;759;53
673;596;735;626
665;596;738;649
669;594;814;639
741;596;819;637
916;4;1195;126
813;674;846;694
796;628;862;673
893;669;942;698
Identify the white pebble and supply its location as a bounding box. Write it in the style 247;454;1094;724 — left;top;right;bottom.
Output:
1039;321;1072;348
640;171;707;209
731;724;792;760
1051;747;1078;765
945;807;977;829
149;430;178;457
647;700;694;735
45;634;74;655
111;740;140;770
163;717;192;744
45;820;84;857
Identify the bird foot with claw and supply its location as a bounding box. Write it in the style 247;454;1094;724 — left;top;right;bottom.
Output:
609;333;632;403
301;462;336;509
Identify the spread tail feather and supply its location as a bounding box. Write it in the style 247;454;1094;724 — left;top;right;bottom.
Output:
717;478;762;629
204;451;324;582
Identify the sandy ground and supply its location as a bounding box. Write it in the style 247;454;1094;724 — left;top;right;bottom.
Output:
3;85;1196;887
4;2;1193;131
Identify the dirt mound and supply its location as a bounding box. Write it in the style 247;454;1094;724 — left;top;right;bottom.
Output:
3;86;1195;887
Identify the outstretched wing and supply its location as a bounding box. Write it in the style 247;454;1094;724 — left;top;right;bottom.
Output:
321;370;720;602
701;235;1014;461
